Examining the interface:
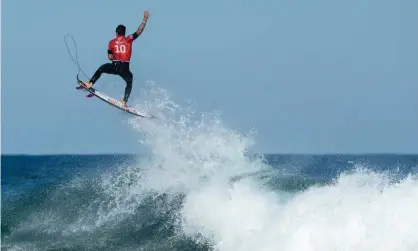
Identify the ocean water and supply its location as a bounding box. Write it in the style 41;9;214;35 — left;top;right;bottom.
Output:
2;86;418;250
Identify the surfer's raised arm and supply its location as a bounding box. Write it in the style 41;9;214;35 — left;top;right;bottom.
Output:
133;11;150;38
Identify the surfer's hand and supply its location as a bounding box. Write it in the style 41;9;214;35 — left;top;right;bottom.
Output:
143;11;150;20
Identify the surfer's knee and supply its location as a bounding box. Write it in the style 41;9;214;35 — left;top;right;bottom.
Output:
91;63;112;83
99;63;114;74
123;73;133;83
125;71;133;81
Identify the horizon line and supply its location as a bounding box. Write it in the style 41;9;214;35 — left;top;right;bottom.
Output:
2;152;418;157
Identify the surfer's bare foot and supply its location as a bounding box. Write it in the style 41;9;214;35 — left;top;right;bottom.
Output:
83;82;92;89
121;100;126;108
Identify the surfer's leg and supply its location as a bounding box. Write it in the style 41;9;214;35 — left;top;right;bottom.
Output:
123;80;133;103
89;63;118;85
121;70;133;103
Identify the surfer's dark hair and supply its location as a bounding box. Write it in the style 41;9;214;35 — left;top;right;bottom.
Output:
116;25;126;36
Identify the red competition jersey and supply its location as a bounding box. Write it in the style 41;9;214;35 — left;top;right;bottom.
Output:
108;34;138;62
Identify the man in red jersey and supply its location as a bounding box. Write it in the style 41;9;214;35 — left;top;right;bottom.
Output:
83;10;150;108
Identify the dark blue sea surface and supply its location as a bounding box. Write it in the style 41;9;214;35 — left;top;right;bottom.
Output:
2;154;418;250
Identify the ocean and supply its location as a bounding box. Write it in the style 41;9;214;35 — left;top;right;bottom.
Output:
2;89;418;250
2;153;418;251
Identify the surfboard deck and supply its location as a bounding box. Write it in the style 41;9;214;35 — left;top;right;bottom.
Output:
76;75;155;119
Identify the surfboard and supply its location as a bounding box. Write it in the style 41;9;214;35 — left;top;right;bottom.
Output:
76;74;155;119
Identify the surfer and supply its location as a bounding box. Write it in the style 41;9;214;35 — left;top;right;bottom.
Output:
83;10;150;108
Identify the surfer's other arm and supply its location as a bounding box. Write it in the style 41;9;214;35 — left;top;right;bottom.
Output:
107;48;113;61
133;11;150;38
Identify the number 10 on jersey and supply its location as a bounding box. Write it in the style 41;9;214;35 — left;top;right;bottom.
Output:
115;44;126;53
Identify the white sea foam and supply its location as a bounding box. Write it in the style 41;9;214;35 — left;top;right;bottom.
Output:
124;85;418;250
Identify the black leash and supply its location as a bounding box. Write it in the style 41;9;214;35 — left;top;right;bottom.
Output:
63;33;91;81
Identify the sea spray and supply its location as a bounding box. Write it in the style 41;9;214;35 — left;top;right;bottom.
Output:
124;85;418;251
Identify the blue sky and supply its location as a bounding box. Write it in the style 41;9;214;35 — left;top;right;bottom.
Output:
2;0;418;154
